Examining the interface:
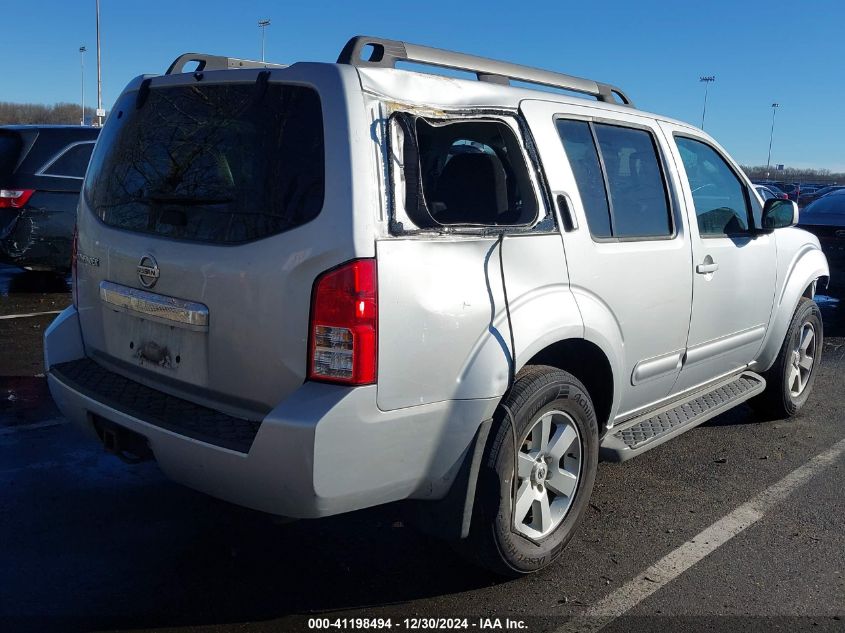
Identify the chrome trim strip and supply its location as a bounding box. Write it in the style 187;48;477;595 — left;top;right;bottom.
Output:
631;349;684;386
99;281;208;329
684;325;766;366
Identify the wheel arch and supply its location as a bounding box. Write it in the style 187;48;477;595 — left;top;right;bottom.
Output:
754;245;829;372
521;338;617;434
805;275;829;298
413;336;618;542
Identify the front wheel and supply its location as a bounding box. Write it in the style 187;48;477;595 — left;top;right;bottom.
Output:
463;366;599;576
753;297;823;419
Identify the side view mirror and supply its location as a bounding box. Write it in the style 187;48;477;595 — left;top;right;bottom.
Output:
761;198;798;230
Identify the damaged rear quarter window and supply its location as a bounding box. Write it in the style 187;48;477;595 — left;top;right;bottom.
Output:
396;115;539;229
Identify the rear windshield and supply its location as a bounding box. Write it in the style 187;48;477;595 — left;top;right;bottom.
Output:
0;132;23;178
85;82;324;244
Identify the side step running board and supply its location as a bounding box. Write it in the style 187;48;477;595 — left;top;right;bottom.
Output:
600;371;766;462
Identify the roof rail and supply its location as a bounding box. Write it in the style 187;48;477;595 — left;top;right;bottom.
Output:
337;36;633;107
166;53;286;75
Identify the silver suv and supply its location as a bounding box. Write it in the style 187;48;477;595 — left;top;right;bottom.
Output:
46;37;830;576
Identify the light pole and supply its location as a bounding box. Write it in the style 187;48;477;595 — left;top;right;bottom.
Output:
79;46;87;125
766;103;779;173
95;0;103;127
699;75;715;130
258;18;271;62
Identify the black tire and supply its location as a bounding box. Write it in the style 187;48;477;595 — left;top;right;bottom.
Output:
462;365;599;577
752;297;823;419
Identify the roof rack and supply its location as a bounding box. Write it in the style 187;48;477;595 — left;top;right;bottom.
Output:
337;36;633;107
166;53;286;75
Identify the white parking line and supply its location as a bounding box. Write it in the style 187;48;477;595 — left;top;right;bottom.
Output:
0;310;63;320
0;418;67;436
556;436;845;633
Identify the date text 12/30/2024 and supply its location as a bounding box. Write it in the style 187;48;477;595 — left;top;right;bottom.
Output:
308;618;529;630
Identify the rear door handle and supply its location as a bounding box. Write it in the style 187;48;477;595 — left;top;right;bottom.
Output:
555;193;578;232
696;262;719;274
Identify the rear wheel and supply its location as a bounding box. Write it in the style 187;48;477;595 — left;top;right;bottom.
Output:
463;366;598;576
753;297;823;419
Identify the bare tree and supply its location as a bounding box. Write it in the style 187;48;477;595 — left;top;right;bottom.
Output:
0;101;97;125
742;165;842;185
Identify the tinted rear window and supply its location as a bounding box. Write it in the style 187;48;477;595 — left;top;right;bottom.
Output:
85;83;324;244
556;120;672;239
43;142;95;178
555;119;611;237
594;124;672;238
0;132;23;178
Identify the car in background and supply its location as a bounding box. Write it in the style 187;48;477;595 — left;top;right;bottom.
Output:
775;182;802;201
754;182;789;197
1;125;99;272
799;189;845;292
755;184;788;201
798;184;845;208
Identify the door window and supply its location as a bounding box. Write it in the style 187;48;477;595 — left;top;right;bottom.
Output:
675;136;751;236
556;120;672;239
555;120;611;237
594;124;673;238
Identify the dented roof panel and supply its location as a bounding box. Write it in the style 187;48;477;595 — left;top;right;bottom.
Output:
354;66;697;134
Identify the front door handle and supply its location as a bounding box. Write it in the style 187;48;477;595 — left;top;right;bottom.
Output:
696;261;719;274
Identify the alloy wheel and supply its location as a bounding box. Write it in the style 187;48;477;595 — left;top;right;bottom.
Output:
512;410;582;539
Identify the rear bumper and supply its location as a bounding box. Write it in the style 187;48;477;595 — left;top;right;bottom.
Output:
45;306;497;518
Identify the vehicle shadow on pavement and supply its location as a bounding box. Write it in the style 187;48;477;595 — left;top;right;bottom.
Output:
5;270;70;294
1;448;498;633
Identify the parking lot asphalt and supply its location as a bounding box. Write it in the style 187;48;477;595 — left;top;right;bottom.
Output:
1;263;843;633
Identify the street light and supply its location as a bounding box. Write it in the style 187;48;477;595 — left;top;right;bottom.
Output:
766;103;780;173
699;75;715;130
258;18;271;62
95;0;103;127
79;46;87;126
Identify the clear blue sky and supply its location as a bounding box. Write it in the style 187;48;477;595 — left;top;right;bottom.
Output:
4;0;844;170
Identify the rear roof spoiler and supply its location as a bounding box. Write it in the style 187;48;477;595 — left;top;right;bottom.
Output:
165;53;286;75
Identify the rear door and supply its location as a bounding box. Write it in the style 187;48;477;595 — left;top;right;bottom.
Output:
75;67;362;417
660;123;777;392
521;100;693;418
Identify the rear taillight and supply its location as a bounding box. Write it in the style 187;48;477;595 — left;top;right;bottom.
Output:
0;189;35;209
308;259;377;385
71;225;79;308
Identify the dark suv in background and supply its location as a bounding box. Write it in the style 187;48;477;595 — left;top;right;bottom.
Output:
1;125;99;273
